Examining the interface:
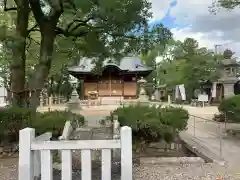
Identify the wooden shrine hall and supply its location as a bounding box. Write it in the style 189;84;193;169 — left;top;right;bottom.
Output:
68;56;153;99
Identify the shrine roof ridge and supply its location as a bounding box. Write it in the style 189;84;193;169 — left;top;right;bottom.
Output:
68;56;153;73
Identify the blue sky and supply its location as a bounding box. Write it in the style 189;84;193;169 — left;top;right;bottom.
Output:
148;0;240;56
149;0;187;29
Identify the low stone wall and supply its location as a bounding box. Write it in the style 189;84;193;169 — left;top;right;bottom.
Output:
0;143;18;158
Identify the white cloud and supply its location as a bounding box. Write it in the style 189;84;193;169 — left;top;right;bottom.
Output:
148;0;173;21
150;0;240;56
171;27;230;49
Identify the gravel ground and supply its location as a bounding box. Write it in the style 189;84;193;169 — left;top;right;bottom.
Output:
1;157;240;180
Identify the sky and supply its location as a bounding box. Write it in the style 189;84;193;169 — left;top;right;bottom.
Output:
149;0;240;57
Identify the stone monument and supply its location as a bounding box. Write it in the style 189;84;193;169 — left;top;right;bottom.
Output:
219;49;239;98
68;75;81;112
137;77;149;102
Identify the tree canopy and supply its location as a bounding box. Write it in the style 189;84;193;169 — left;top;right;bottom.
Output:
210;0;240;13
142;37;222;100
0;0;172;107
0;0;229;107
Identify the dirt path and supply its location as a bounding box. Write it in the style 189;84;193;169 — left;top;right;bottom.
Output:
0;157;18;180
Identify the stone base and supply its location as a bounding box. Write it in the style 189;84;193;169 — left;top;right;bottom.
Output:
138;95;149;101
67;102;82;112
0;143;18;158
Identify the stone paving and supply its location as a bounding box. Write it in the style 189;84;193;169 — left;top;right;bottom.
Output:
173;104;240;173
1;157;240;180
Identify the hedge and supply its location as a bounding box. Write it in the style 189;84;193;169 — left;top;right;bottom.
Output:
218;95;240;122
103;104;188;149
0;107;85;143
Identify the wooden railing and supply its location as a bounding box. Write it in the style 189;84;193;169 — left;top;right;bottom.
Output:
18;126;133;180
39;95;66;108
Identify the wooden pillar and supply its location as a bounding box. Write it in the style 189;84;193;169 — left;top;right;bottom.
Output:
39;94;43;107
135;74;138;99
82;78;85;100
97;76;99;97
122;76;124;98
109;72;112;96
57;95;61;104
49;96;52;107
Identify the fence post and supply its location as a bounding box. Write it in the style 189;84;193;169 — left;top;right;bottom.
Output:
49;96;52;107
58;95;61;104
193;116;196;137
39;94;43;108
19;128;35;180
224;112;227;130
120;126;132;180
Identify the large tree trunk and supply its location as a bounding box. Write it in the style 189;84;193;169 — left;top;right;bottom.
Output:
29;26;56;110
27;0;62;110
10;0;29;107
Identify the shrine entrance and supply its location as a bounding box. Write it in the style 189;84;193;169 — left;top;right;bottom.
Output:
216;83;224;101
98;65;123;97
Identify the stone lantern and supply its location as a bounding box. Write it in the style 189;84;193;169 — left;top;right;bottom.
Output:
219;49;239;98
67;75;81;111
137;77;149;102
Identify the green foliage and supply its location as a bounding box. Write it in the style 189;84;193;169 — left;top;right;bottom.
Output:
46;66;73;99
0;107;35;142
148;38;221;100
210;0;240;12
157;59;186;88
0;107;85;143
2;0;174;108
33;110;85;139
218;95;240;122
105;104;188;146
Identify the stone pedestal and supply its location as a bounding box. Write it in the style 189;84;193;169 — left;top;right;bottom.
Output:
137;77;149;103
218;49;239;99
168;95;171;104
223;83;235;98
67;88;81;112
154;89;160;101
138;94;149;101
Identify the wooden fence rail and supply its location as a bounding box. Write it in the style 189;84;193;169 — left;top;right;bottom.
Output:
18;126;132;180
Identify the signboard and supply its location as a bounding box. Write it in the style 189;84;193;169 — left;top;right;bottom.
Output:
198;94;208;102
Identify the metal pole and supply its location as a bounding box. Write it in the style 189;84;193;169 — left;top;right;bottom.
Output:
193;116;196;137
219;123;222;157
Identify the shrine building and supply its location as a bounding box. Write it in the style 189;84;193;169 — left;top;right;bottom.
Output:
68;56;153;99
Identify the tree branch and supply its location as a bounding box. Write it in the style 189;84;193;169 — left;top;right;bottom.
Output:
28;0;46;27
55;27;89;37
4;0;17;11
29;0;62;31
4;7;17;11
27;24;39;34
66;17;94;32
106;32;137;39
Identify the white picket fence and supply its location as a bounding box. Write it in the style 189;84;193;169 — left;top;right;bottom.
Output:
18;126;132;180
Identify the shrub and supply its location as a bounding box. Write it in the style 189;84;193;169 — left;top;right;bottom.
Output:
0;107;37;142
33;110;85;139
218;95;240;122
213;113;225;122
104;104;188;150
0;107;85;143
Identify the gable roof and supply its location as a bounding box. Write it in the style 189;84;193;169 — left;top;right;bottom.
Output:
68;56;153;74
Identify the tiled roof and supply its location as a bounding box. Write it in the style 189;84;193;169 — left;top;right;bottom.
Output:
68;56;153;73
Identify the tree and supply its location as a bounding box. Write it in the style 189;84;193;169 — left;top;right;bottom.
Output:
210;0;240;13
2;0;172;109
155;38;220;100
